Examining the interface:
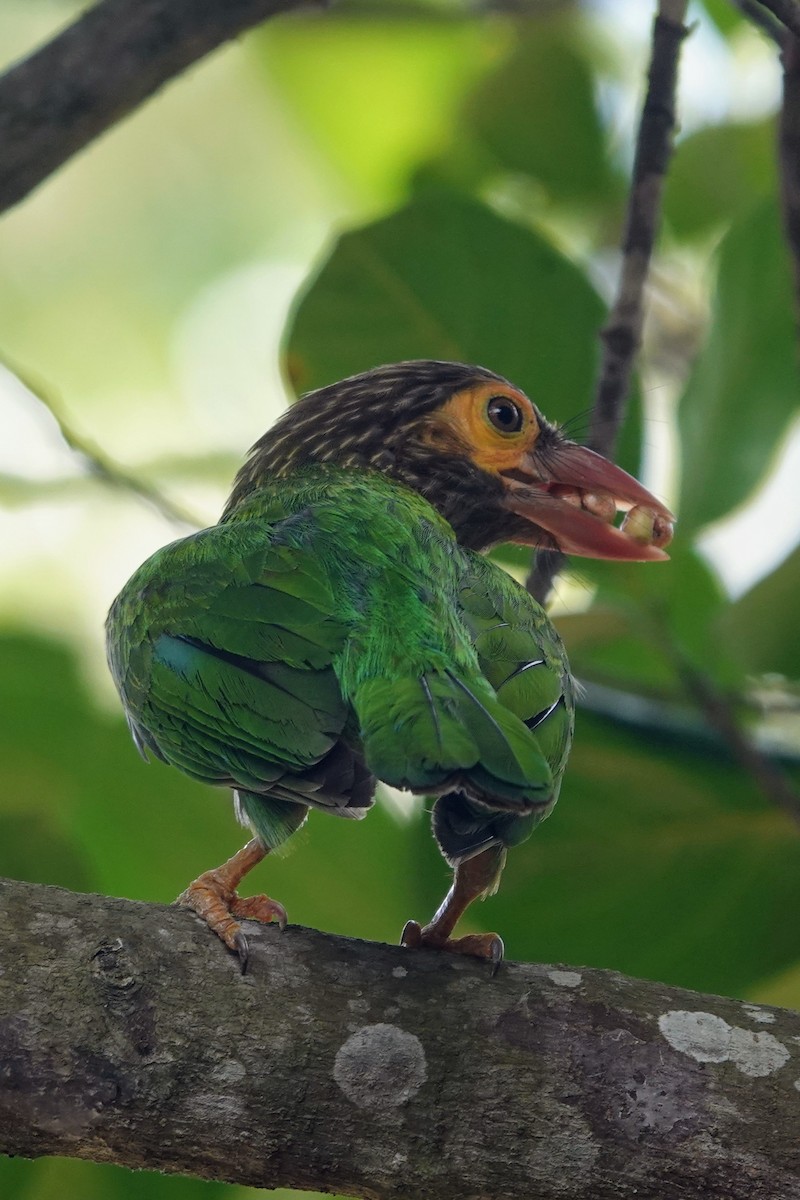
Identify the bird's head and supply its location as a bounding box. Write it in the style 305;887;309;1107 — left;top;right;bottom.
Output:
228;360;673;558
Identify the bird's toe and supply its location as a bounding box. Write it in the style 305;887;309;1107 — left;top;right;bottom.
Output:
401;921;504;971
400;919;424;949
176;864;286;966
230;893;288;929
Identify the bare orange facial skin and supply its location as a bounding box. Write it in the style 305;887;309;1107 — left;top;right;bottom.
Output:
421;381;540;473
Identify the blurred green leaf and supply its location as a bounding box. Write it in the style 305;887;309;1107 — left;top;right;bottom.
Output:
457;17;620;207
487;710;800;998
562;541;735;697
0;1157;240;1200
678;198;800;532
287;190;620;431
665;120;775;239
699;0;747;35
720;538;800;680
253;17;500;204
749;958;800;1008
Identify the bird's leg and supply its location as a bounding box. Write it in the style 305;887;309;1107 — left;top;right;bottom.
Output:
401;845;506;967
176;838;286;971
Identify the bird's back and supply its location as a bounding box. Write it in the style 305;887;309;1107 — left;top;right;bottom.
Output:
107;467;573;848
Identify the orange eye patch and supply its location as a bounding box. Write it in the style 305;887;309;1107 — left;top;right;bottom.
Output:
424;381;540;474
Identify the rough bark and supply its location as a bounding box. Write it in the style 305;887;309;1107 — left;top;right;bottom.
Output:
0;0;323;216
1;877;799;1199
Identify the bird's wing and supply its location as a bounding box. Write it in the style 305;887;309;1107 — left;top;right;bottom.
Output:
420;554;575;862
343;547;560;812
457;554;575;784
107;519;374;815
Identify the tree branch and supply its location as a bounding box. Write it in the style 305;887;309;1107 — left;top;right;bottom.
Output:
1;358;203;530
0;0;324;216
2;877;800;1199
590;0;689;459
677;660;800;829
731;0;787;43
750;0;800;37
527;0;689;607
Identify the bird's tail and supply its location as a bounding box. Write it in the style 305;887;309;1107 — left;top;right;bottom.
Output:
353;668;553;810
431;788;557;864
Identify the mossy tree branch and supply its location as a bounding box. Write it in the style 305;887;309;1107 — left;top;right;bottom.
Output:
1;876;800;1199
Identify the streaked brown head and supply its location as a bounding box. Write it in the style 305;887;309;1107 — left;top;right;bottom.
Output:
227;360;673;557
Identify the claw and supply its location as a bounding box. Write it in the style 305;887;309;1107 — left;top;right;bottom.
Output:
230;894;288;929
489;935;504;977
400;921;505;968
176;842;285;967
233;929;249;974
401;919;423;949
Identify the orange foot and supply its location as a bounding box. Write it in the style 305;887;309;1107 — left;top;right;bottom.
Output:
401;920;504;973
177;864;286;973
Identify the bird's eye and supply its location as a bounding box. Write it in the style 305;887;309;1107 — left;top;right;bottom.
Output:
486;396;524;435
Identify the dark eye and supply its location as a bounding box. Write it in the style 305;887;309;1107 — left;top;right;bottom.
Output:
486;395;524;435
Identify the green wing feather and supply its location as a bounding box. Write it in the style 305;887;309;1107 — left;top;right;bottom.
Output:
353;668;552;806
458;553;575;786
106;515;374;844
107;468;575;862
425;552;575;862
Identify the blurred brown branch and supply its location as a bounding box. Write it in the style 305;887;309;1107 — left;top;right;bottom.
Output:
2;875;800;1199
678;660;800;829
732;0;787;41
0;0;324;216
752;0;800;37
528;0;689;606
589;0;689;460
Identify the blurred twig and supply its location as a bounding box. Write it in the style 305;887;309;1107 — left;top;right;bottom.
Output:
749;0;800;37
732;0;786;42
589;0;689;460
527;0;689;607
678;660;800;828
1;357;202;529
0;0;323;216
779;36;800;321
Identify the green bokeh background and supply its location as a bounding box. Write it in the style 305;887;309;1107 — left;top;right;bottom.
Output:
1;2;799;1198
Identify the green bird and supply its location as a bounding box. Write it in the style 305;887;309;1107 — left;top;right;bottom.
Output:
107;361;672;969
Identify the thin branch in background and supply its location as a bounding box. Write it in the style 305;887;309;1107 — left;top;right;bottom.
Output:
779;35;800;319
527;0;690;607
2;358;202;529
0;0;322;217
678;660;800;829
589;0;690;462
751;0;800;37
731;0;787;42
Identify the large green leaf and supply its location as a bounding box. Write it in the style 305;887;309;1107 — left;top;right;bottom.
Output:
252;16;500;204
665;120;775;239
456;17;620;208
751;958;800;1008
473;711;800;999
678;198;800;532
699;0;747;35
720;539;800;680
285;190;639;446
559;540;736;698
